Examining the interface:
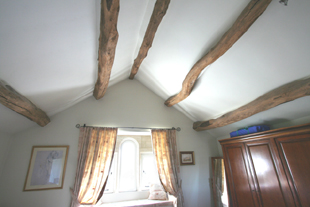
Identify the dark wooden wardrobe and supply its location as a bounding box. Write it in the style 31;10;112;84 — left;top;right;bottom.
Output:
219;123;310;207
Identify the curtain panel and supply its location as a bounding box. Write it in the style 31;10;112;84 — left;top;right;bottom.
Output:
151;129;184;207
214;159;224;207
70;127;118;207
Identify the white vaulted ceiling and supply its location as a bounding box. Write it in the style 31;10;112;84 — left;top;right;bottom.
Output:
1;0;310;135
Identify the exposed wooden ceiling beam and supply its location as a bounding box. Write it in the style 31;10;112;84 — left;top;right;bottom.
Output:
93;0;120;100
0;81;50;127
129;0;170;80
165;0;272;107
193;77;310;131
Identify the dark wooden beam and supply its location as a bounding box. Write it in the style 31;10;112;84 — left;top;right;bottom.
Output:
93;0;120;100
0;81;50;127
165;0;272;107
193;77;310;131
129;0;170;79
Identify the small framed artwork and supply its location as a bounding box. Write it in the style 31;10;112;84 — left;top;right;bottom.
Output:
24;146;69;191
179;151;195;165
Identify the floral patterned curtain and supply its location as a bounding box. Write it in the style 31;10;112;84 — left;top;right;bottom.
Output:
151;129;184;207
70;127;118;207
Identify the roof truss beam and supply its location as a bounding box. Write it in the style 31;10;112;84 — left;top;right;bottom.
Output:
129;0;170;79
193;77;310;131
165;0;272;107
93;0;120;100
0;80;50;127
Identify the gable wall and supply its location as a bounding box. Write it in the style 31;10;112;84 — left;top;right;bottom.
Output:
0;79;220;207
0;132;12;177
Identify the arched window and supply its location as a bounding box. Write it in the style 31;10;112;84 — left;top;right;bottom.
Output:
103;134;159;198
118;139;139;192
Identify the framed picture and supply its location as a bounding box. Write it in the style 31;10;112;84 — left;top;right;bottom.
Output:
24;146;69;191
179;151;195;165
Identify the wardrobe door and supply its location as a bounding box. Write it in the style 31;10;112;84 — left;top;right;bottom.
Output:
276;134;310;207
245;139;296;207
222;143;259;207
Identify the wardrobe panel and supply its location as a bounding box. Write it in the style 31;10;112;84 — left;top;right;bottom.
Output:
224;144;258;207
247;143;289;207
277;135;310;207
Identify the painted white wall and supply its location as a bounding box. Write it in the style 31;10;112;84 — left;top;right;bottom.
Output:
0;79;220;207
0;132;12;177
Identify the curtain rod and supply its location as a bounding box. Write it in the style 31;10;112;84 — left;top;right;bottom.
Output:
75;124;181;131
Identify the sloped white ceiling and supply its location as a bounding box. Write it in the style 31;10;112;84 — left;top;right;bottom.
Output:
0;0;310;135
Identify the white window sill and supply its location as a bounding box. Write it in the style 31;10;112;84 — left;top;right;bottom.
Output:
98;198;174;207
100;191;150;203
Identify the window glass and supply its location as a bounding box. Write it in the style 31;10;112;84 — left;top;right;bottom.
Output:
104;154;117;193
119;140;137;192
140;153;160;190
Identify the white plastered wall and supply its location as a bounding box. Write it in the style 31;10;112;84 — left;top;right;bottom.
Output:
0;79;220;207
0;132;12;177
